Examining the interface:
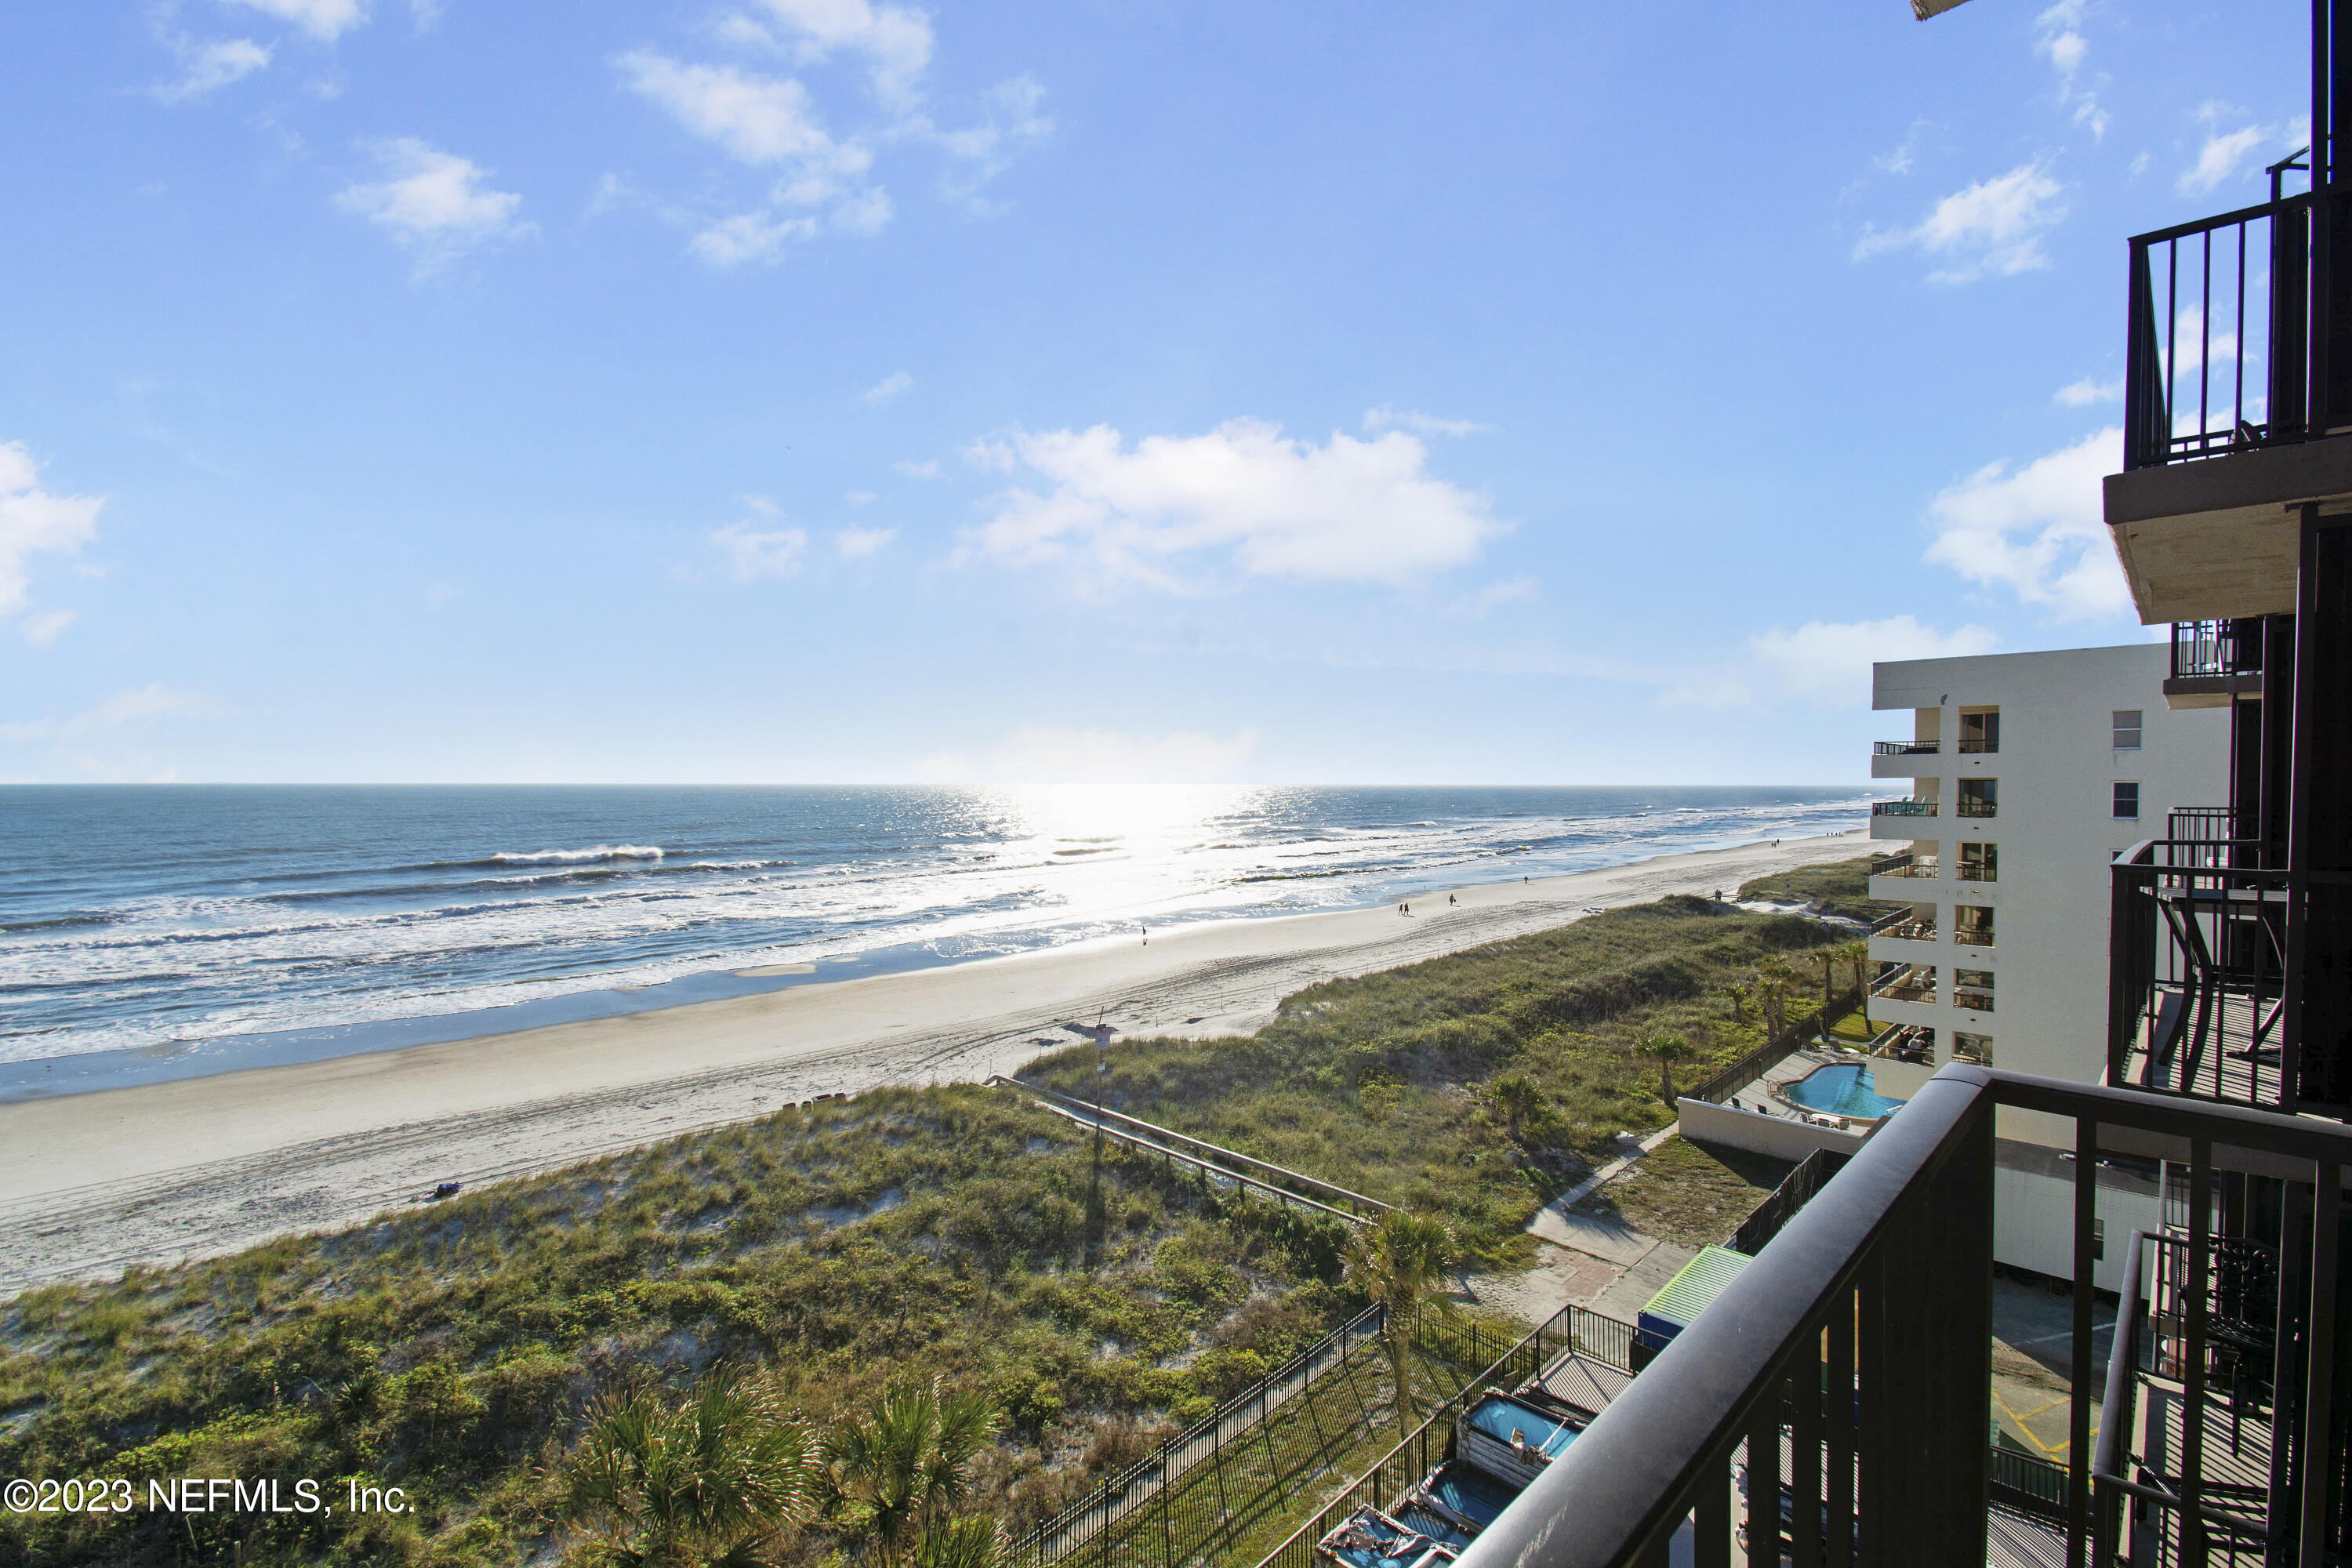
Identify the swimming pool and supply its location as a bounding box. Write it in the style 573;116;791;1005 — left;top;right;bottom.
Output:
1781;1062;1906;1120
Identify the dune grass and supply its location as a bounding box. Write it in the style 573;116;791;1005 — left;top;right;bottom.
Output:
0;862;1864;1567
1023;895;1851;1271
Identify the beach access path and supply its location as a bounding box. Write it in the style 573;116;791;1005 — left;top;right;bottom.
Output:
0;830;1865;1291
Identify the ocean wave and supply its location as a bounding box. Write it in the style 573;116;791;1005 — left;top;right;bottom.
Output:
489;845;666;865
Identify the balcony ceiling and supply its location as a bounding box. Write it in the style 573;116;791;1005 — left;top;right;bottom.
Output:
2103;437;2352;621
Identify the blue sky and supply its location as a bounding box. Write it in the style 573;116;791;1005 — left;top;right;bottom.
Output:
0;0;2310;785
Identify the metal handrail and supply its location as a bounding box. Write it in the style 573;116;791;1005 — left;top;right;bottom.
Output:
1448;1066;2352;1568
1871;800;1937;817
992;1076;1392;1216
1871;740;1940;756
2125;189;2321;468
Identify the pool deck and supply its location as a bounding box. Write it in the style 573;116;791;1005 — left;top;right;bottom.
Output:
1716;1046;1886;1132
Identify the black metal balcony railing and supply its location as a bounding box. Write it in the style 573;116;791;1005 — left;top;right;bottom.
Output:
2172;620;2264;682
1449;1067;2352;1568
1876;916;1936;943
1954;926;1994;948
1957;860;1995;883
1956;799;1998;818
2124;166;2321;471
1871;739;1940;756
1958;736;1998;755
1874;853;1940;880
2108;838;2292;1112
1872;966;1936;1005
1952;991;1994;1013
1871;799;1936;818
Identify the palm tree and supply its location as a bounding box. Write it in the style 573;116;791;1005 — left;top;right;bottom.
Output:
909;1514;1006;1568
1491;1076;1543;1142
560;1365;819;1568
1834;940;1874;1033
1343;1210;1457;1438
1634;1031;1695;1106
1722;983;1748;1025
828;1381;1003;1568
1754;956;1795;1036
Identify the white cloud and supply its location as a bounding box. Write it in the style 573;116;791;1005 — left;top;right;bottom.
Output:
834;525;895;557
222;0;368;41
934;76;1052;197
1743;617;2001;706
691;210;819;264
1363;405;1483;437
1;684;207;744
1925;426;2130;619
862;371;913;406
621;53;884;261
2180;107;2275;195
895;459;942;479
965;419;1501;589
21;610;75;648
335;139;529;267
622;54;853;169
2056;375;2122;405
1855;160;2066;281
2034;1;2087;71
1450;576;1537;616
0;442;102;629
157;38;271;103
711;505;808;579
1873;118;1930;176
738;0;935;106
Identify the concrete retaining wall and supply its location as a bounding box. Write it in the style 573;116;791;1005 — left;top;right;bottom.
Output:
1675;1098;1867;1162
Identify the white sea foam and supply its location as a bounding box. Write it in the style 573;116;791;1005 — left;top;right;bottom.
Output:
489;845;665;864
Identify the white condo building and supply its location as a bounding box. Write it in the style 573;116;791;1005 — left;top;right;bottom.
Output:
1864;642;2227;1285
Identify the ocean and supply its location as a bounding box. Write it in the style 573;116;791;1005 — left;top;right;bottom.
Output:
0;784;1872;1098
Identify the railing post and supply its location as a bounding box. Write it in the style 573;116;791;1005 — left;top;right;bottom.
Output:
2071;1116;2100;1568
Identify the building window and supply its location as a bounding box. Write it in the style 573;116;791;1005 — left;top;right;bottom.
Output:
1957;779;1998;818
2114;710;2143;750
1955;968;1994;1013
1955;906;1994;946
1958;841;1996;882
1958;710;2000;754
1954;1032;1993;1066
2114;781;2141;819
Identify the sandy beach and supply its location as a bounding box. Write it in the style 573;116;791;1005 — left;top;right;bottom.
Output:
0;829;1865;1291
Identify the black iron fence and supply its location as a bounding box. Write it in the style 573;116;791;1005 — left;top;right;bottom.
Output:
1683;987;1863;1106
1247;1303;1635;1568
1728;1147;1852;1256
1871;740;1939;757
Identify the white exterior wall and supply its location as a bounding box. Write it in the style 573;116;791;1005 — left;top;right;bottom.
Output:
1867;643;2227;1287
1867;643;2227;1098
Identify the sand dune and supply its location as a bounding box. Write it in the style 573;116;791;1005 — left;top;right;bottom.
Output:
0;829;1866;1291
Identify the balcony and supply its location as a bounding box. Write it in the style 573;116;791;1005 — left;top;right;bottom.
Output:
1446;1068;2352;1568
1871;800;1936;818
1874;915;1936;944
1871;740;1939;756
1956;861;1995;883
1955;799;1997;819
2108;837;2293;1112
1871;965;1936;1007
1953;926;1994;949
2167;619;2268;708
2105;168;2339;622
